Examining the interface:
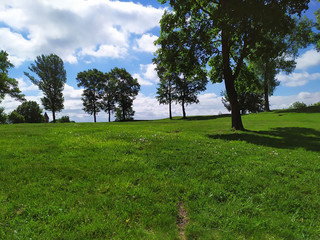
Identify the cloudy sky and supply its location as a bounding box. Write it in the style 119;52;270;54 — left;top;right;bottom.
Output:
1;0;320;122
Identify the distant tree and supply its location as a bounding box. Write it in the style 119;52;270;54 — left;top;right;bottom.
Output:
8;111;25;124
57;116;71;123
315;1;320;51
16;101;44;123
101;72;116;122
76;69;104;123
24;54;66;123
0;107;8;124
156;74;176;120
154;30;207;119
157;0;310;130
290;101;307;110
0;50;25;103
110;68;140;121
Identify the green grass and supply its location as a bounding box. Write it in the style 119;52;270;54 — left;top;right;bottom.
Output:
0;109;320;239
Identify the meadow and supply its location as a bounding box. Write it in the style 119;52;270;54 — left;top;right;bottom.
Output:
0;109;319;239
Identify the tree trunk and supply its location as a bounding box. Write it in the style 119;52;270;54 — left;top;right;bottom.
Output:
169;100;172;120
94;112;96;123
52;110;56;123
182;98;186;119
108;109;111;122
122;108;126;121
222;29;244;130
264;83;270;112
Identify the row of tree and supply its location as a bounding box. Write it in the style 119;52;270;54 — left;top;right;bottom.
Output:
0;51;140;123
154;0;318;130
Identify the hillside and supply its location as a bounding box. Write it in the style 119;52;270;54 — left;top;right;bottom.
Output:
0;110;319;239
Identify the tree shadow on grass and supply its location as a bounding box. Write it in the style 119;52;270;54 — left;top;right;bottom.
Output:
208;127;320;152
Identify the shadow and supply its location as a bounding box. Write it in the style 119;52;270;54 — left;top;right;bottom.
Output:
275;106;320;114
176;114;231;121
208;127;320;152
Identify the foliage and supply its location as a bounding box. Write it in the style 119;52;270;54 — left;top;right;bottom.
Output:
8;110;25;124
315;1;320;51
154;24;208;119
157;0;310;130
24;54;66;123
57;116;72;123
0;107;8;124
16;101;44;123
76;69;105;123
0;111;320;239
0;50;25;102
290;101;307;109
110;67;140;121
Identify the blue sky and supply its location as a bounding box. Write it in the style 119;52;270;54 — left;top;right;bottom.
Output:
1;0;319;122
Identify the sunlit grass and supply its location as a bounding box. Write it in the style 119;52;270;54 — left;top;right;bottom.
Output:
0;109;320;239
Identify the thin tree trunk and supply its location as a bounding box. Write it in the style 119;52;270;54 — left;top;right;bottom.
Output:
182;98;186;119
169;100;172;120
264;82;270;112
122;108;126;121
52;110;56;123
94;111;96;123
222;29;244;130
108;109;111;122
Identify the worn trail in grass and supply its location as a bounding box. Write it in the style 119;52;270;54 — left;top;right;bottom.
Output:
0;110;319;239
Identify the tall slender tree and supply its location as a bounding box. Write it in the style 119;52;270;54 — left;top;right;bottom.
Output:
76;69;104;123
0;50;25;103
24;54;66;123
101;72;116;122
157;0;310;130
110;68;140;121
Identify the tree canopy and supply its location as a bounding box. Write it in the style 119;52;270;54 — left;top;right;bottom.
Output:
24;54;66;123
16;101;44;123
157;0;310;129
0;50;25;103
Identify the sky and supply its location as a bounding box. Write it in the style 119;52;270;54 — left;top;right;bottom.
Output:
0;0;319;122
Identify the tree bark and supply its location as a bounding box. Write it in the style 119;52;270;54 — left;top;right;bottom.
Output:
52;110;56;123
169;100;172;120
264;82;270;112
182;98;186;119
108;109;111;122
222;29;244;130
122;108;126;121
94;111;96;123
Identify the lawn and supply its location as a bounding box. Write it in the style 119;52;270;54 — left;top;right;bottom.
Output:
0;110;319;239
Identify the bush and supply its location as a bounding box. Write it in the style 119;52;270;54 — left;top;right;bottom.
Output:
8;111;25;124
0;107;8;124
289;101;307;110
16;101;44;123
309;102;320;107
57;116;71;123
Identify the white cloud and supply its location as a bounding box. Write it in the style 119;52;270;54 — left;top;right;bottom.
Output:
277;72;320;87
134;34;159;53
270;91;320;109
134;63;159;86
296;49;320;70
0;0;164;66
17;78;38;92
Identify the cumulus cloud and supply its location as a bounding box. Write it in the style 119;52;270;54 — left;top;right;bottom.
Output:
277;72;320;87
134;63;159;86
134;34;159;53
0;0;164;66
296;49;320;70
270;91;320;109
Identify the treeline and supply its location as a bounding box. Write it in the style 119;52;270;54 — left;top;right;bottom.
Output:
0;52;140;123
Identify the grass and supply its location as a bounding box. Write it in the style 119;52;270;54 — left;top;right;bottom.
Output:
0;109;320;239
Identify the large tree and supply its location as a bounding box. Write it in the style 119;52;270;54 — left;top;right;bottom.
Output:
0;50;25;103
158;0;310;130
110;68;140;121
76;69;104;123
24;54;66;123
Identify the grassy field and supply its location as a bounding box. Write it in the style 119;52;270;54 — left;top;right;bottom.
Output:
0;109;319;239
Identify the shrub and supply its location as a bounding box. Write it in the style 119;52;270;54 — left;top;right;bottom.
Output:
0;107;8;124
16;101;44;123
57;116;71;123
289;101;307;110
8;111;25;124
